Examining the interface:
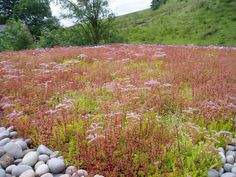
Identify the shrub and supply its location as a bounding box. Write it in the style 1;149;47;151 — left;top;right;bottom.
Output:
151;0;168;10
36;26;88;48
0;20;33;51
36;24;125;48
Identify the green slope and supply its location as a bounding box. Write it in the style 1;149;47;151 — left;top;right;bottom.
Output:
115;0;236;46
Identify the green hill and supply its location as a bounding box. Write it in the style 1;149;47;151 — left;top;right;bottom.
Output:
115;0;236;46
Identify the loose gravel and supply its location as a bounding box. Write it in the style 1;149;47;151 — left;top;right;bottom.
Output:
209;145;236;177
0;126;103;177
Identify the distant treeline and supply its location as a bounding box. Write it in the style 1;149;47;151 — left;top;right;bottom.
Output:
0;0;124;52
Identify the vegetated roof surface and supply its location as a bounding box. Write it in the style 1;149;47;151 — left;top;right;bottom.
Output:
0;44;236;176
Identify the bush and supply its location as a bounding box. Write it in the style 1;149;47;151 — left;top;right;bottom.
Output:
36;24;124;48
36;26;88;48
0;20;33;51
151;0;168;10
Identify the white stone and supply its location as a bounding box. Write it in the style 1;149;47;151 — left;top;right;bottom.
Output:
47;158;65;173
232;166;236;174
6;164;16;173
73;169;88;177
22;151;39;166
227;155;235;164
38;154;49;162
12;165;33;176
65;166;77;175
41;173;53;177
34;161;45;170
225;163;234;172
0;169;6;177
19;169;35;177
208;169;220;177
226;145;235;151
15;140;28;150
35;164;49;176
37;145;53;155
220;151;226;164
4;142;23;158
221;172;236;177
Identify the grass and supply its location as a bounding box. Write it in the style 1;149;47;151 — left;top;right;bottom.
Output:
115;0;236;46
0;44;236;176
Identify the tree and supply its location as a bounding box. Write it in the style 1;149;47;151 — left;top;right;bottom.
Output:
151;0;167;10
0;0;20;24
0;20;33;51
36;26;87;48
55;0;115;44
13;0;60;38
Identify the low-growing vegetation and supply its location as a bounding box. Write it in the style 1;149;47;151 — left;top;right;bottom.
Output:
0;44;236;176
115;0;236;46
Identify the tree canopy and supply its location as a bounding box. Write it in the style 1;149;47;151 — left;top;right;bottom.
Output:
0;0;20;24
13;0;59;38
55;0;115;44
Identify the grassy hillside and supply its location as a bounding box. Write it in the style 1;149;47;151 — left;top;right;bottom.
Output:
115;0;236;46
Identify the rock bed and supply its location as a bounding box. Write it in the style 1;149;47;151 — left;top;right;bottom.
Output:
208;145;236;177
0;126;103;177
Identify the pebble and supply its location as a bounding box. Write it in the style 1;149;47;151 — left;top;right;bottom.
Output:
38;145;53;156
208;169;220;177
232;167;236;174
22;151;38;166
226;145;235;151
0;169;6;177
41;173;53;177
221;173;236;177
227;155;235;164
12;165;33;176
0;138;11;146
16;140;28;150
35;164;49;176
224;164;234;172
38;154;49;162
14;158;22;165
34;161;45;170
25;139;32;145
23;149;35;156
219;168;225;175
73;169;88;177
7;126;14;132
60;175;70;177
220;151;226;164
0;128;6;133
50;151;60;158
58;156;64;160
4;142;23;158
19;169;35;177
9;131;18;138
0;132;9;141
0;153;14;168
54;174;65;177
47;158;66;173
218;147;225;154
65;166;77;175
226;151;236;157
6;164;16;173
0;126;80;177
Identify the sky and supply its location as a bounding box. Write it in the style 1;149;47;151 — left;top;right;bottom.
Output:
50;0;152;27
